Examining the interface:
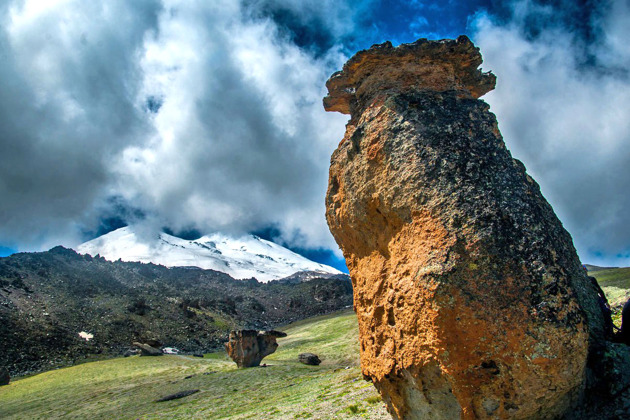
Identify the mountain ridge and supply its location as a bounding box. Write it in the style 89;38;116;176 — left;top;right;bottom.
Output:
75;226;341;282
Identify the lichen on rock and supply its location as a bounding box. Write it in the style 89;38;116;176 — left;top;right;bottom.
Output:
324;36;610;419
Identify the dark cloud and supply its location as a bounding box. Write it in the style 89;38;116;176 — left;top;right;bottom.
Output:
0;0;162;249
243;0;341;54
82;196;146;239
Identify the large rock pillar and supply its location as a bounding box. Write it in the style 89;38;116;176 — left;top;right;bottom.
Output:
324;36;607;419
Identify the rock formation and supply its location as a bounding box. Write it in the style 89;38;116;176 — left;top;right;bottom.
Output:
132;342;163;356
0;367;10;386
324;36;609;419
298;353;322;366
224;330;287;368
155;389;200;402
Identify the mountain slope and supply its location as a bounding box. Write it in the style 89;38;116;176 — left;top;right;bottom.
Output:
0;310;390;420
0;247;352;376
76;227;341;282
588;266;630;328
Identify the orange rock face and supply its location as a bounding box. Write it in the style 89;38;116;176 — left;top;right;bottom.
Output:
324;36;607;419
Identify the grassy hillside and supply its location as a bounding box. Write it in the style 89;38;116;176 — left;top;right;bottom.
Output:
590;267;630;306
0;247;352;376
589;267;630;329
0;309;389;419
5;270;628;419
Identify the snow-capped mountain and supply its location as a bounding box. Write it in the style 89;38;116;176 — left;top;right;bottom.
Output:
75;226;342;282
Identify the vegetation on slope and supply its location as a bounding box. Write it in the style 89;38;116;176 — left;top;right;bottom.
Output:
0;247;352;376
589;266;630;328
2;266;629;419
0;310;389;420
590;267;630;306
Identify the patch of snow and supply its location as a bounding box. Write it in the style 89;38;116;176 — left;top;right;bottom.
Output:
78;331;93;341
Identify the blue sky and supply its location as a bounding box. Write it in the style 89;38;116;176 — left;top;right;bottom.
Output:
0;0;629;271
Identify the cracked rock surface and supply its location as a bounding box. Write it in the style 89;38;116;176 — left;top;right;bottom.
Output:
224;330;287;368
324;36;609;419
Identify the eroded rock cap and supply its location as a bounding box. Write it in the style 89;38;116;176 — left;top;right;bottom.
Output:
323;35;496;116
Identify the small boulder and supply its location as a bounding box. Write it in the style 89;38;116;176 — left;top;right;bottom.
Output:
123;349;140;357
298;353;321;366
225;330;287;368
133;342;163;356
155;389;199;402
0;368;10;386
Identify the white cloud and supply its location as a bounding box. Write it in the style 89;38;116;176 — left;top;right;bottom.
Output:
0;0;161;250
110;0;349;252
0;0;350;254
472;0;630;265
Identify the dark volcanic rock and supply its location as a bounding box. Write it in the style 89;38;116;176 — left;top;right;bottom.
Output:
123;349;140;357
155;389;199;402
298;353;321;366
617;298;630;345
224;330;287;368
0;368;9;386
133;342;163;356
324;36;610;419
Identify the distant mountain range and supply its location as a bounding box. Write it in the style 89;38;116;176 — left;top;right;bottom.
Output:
583;264;619;273
76;226;342;282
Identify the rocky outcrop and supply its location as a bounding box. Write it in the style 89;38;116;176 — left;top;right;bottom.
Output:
298;353;321;366
324;36;609;419
618;298;630;345
0;368;10;386
224;330;287;368
324;36;495;119
132;342;163;356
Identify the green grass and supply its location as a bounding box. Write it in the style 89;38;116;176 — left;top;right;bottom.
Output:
9;270;627;420
0;309;389;419
590;267;630;307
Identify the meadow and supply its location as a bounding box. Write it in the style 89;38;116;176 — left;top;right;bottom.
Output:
2;268;628;419
0;309;389;419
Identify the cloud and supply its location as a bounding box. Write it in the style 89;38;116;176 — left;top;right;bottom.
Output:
0;0;162;249
4;0;627;268
0;0;351;253
113;0;354;250
472;0;630;266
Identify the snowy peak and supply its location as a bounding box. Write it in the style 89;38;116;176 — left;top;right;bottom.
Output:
75;227;342;282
